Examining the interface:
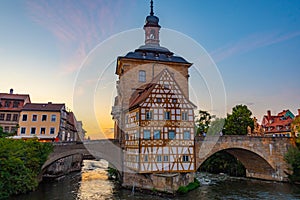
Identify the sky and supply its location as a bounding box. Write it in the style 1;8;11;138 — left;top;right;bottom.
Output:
1;0;300;139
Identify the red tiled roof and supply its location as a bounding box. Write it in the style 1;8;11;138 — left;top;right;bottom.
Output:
0;93;30;101
129;83;157;108
262;110;293;133
22;103;65;112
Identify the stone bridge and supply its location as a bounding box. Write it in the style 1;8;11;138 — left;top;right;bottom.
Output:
42;136;296;182
41;139;122;173
195;136;296;181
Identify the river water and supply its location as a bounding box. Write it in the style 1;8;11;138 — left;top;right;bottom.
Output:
10;160;300;200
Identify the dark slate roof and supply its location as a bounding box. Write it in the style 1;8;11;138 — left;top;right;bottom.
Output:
119;44;191;64
22;103;65;112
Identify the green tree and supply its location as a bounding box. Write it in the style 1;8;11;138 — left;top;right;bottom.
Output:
195;110;215;135
285;146;300;182
223;105;254;135
0;138;53;198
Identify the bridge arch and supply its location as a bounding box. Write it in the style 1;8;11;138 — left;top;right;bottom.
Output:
197;147;276;179
41;140;123;179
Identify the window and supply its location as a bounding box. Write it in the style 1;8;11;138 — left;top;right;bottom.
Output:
22;114;27;121
0;114;4;121
184;131;191;140
50;127;55;134
51;114;56;122
11;127;17;133
182;112;188;121
182;155;189;162
146;111;152;120
40;127;46;134
13;101;19;108
136;112;139;121
139;70;146;82
144;130;151;139
4;127;9;132
157;155;162;162
172;98;177;103
154;130;161;139
32;115;37;121
12;114;18;121
157;98;162;103
144;155;148;162
164;111;171;120
30;127;36;134
163;155;169;162
42;115;47;121
20;127;26;134
6;114;11;121
164;84;169;89
4;101;10;107
168;131;175;139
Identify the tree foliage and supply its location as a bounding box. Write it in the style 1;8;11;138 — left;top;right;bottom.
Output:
285;146;300;182
195;110;215;135
224;105;254;135
0;138;53;198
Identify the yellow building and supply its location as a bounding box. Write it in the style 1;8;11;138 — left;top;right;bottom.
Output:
17;102;67;142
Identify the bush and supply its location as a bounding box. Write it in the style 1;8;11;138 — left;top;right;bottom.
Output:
177;178;200;194
0;138;53;198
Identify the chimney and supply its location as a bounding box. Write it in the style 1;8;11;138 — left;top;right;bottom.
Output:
267;110;271;118
9;88;13;94
298;109;300;116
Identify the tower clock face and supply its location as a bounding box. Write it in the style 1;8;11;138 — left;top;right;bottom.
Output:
150;29;156;39
150;33;155;39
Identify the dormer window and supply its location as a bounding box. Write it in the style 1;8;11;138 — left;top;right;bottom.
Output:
13;101;19;108
139;70;146;82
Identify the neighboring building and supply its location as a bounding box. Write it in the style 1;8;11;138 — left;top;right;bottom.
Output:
76;120;86;141
65;112;80;142
17;102;67;142
0;89;31;133
292;109;300;137
261;110;295;137
111;1;196;193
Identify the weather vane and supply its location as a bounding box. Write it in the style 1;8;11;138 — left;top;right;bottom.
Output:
150;0;154;16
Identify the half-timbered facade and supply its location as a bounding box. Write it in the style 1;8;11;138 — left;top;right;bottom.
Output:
124;69;196;173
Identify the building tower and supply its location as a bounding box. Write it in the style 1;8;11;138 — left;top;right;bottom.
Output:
112;1;196;193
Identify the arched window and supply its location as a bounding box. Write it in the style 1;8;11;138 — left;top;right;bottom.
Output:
139;70;146;82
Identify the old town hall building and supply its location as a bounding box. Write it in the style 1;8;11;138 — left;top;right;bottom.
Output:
111;1;196;193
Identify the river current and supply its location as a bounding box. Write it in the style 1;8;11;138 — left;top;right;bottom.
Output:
10;160;300;200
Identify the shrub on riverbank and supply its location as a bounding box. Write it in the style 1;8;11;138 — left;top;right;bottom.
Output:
0;138;53;199
177;178;200;194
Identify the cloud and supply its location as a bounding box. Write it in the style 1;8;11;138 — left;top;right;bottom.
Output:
26;0;132;74
211;30;300;62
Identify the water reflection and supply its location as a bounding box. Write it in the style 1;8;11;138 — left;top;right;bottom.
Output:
10;160;300;200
